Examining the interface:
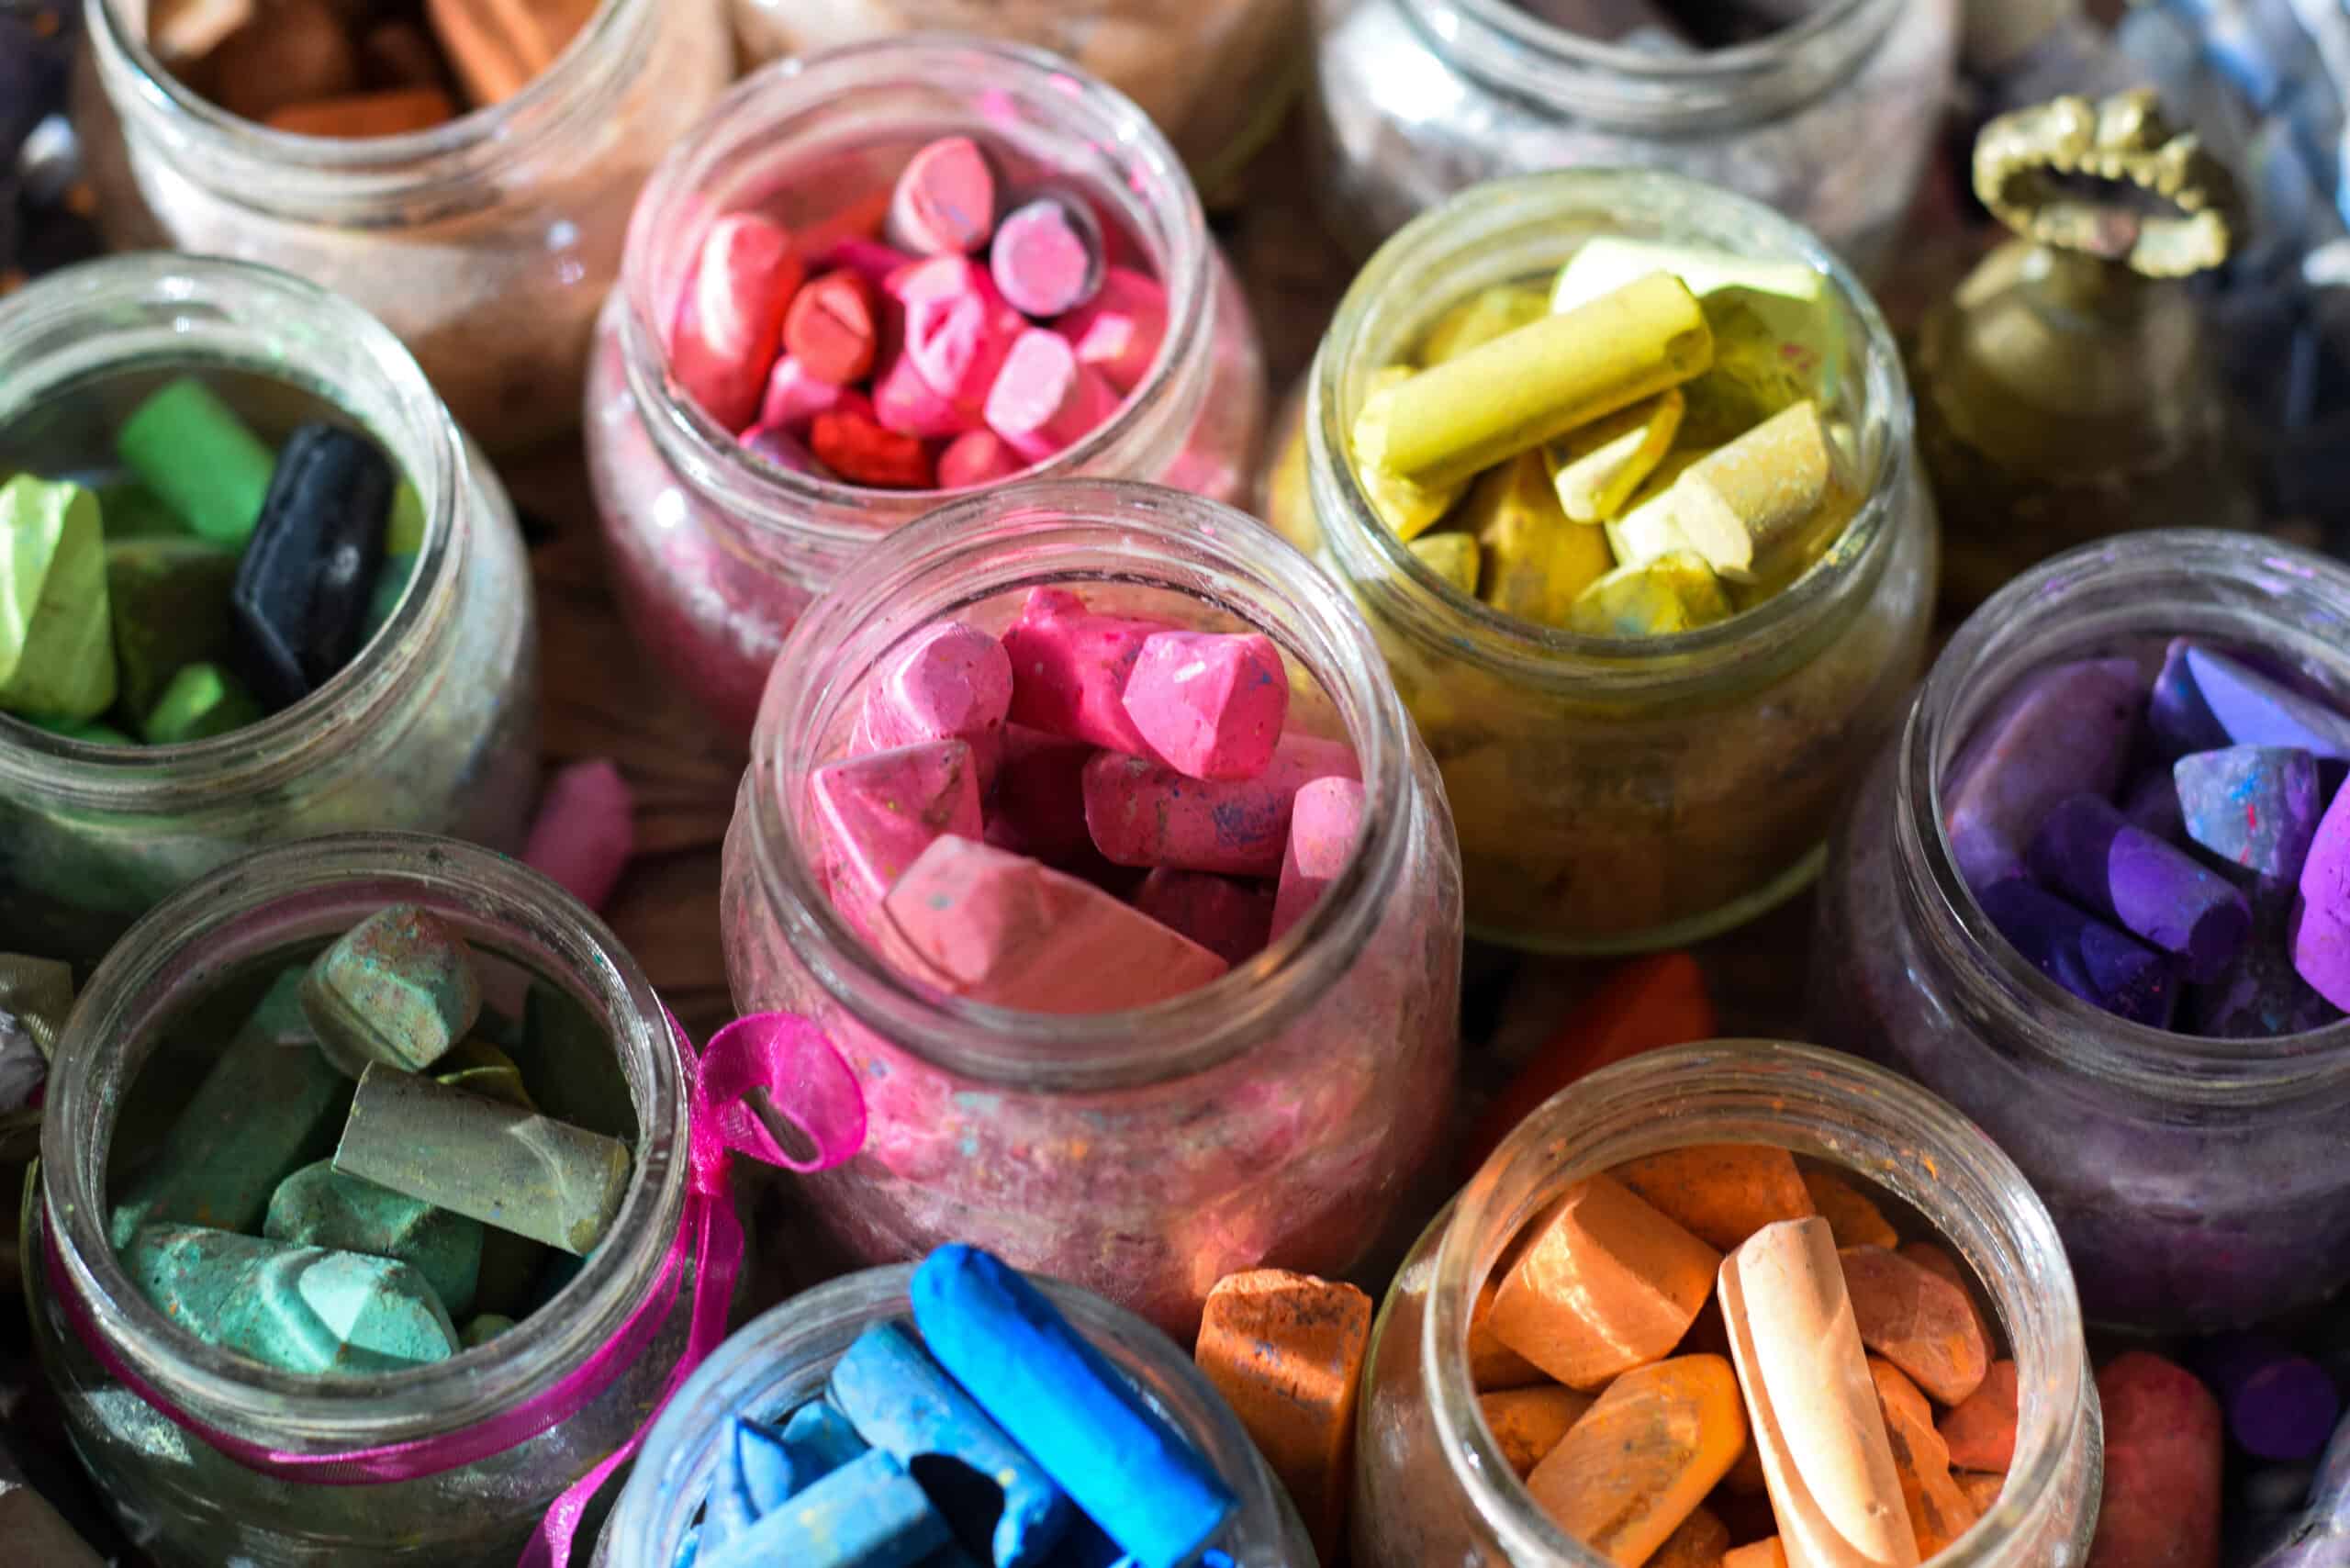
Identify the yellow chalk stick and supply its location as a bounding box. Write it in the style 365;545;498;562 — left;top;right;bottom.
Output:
1567;551;1731;638
1347;364;1465;541
1420;282;1553;366
1665;400;1832;579
1545;389;1684;523
1678;295;1833;448
1604;450;1711;567
1462;451;1611;628
1405;532;1482;597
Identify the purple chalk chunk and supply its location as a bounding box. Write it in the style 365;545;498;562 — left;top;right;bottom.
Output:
2121;766;2187;846
2183;647;2350;762
1943;657;2143;891
1976;877;2178;1027
2296;781;2350;1009
2027;793;2252;982
2199;1335;2344;1463
2194;882;2340;1038
2175;746;2322;883
2148;638;2228;756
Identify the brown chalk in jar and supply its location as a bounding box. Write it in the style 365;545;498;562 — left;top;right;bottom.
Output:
1838;1245;1992;1407
1802;1167;1899;1251
1470;1277;1550;1391
425;0;599;107
1867;1356;1982;1557
266;86;456;138
206;0;362;122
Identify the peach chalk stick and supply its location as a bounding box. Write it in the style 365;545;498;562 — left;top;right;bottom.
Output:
1085;733;1362;879
426;0;595;106
1726;1541;1791;1568
1120;630;1290;783
985;329;1120;462
1470;1277;1549;1391
1938;1361;2019;1473
856;621;1013;787
1838;1247;1991;1407
1526;1355;1747;1565
759;356;872;432
935;430;1025;489
1131;870;1274;968
886;135;997;256
1651;1506;1732;1568
1193;1270;1372;1562
1479;1386;1594;1478
521;757;633;914
1719;1217;1920;1568
991;195;1106;318
1001;587;1176;761
983;724;1100;866
1270;777;1364;942
875;834;1227;1012
1802;1170;1899;1251
2088;1353;2221;1568
904;259;1027;411
812;739;984;933
783;271;880;386
669;214;802;435
1869;1358;1981;1557
1487;1173;1720;1391
1053;265;1168;393
264;86;455;138
1612;1144;1817;1252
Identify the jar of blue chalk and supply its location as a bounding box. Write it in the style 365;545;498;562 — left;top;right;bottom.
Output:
593;1251;1315;1566
28;834;691;1568
0;254;540;965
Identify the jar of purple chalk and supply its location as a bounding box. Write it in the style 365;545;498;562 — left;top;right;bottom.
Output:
721;478;1463;1338
1814;530;2350;1333
591;1262;1315;1565
586;39;1268;743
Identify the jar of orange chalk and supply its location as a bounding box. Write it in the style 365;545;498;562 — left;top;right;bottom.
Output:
1350;1041;2100;1567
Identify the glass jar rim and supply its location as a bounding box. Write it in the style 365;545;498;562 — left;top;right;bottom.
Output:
613;35;1214;560
0;252;469;812
1303;166;1918;700
742;476;1420;1093
37;833;688;1448
1897;529;2350;1105
1422;1039;2090;1568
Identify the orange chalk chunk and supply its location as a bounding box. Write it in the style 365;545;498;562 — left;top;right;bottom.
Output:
264;86;455;139
1613;1144;1817;1252
1938;1360;2019;1473
1802;1168;1900;1251
426;0;596;106
1526;1355;1748;1566
1953;1473;2005;1515
1838;1247;1992;1407
1719;1217;1920;1568
1869;1358;1982;1558
1897;1242;1998;1368
1487;1174;1721;1391
1478;1385;1593;1478
1725;1540;1791;1568
1469;1278;1549;1391
1651;1506;1732;1568
1192;1269;1371;1562
783;271;880;386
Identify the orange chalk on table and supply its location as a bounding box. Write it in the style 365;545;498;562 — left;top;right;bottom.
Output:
1192;1269;1371;1562
1803;1168;1900;1251
1612;1144;1816;1252
264;86;455;139
810;410;934;489
783;271;880;386
985;329;1121;463
1486;1173;1720;1391
1269;777;1365;943
426;0;597;106
886;135;998;256
2088;1352;2221;1568
1719;1217;1920;1568
936;430;1025;489
1469;1277;1548;1391
1725;1540;1790;1568
669;214;802;435
1870;1357;1982;1557
1953;1473;2005;1514
811;738;984;934
1651;1506;1733;1568
1053;265;1168;393
1939;1360;2019;1473
1478;1385;1594;1478
1838;1246;1991;1407
1526;1354;1747;1565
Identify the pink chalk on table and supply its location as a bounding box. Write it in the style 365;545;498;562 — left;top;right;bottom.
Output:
811;738;985;934
885;134;998;257
1084;731;1361;877
999;586;1177;761
1270;775;1366;942
1052;264;1168;393
936;430;1026;490
667;213;802;434
758;356;874;432
1131;868;1275;968
989;195;1105;318
901;258;1026;410
855;621;1014;787
983;329;1121;463
1119;629;1290;782
523;759;634;914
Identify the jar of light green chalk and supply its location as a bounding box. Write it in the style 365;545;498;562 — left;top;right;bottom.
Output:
27;835;688;1568
0;255;540;965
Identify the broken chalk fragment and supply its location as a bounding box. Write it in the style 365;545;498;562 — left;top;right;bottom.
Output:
2026;793;2252;983
1118;630;1290;783
1975;878;2177;1027
2174;746;2322;884
1942;656;2143;890
1269;775;1366;942
1130;869;1274;968
857;620;1014;782
299;905;483;1077
812;738;985;933
263;1158;484;1322
1083;731;1361;878
1524;1355;1747;1565
1478;1385;1594;1479
1611;1143;1816;1253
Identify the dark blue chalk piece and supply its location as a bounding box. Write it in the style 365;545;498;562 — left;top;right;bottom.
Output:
2176;746;2323;883
910;1246;1237;1568
697;1449;952;1568
828;1321;1071;1568
2149;638;2229;757
2198;1335;2344;1463
1977;878;2178;1027
2027;793;2252;982
2183;647;2350;763
2191;882;2340;1039
229;423;393;711
2121;765;2188;846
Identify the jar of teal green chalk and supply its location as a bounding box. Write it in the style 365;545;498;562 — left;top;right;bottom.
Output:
0;254;540;965
28;835;692;1568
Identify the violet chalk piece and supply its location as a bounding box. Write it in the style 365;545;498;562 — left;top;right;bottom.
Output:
2182;646;2350;762
2295;778;2350;1010
2172;746;2321;883
1975;878;2177;1027
1118;630;1291;782
2025;793;2251;982
1942;656;2143;889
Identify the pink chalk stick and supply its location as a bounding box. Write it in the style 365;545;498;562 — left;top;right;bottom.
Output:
935;430;1026;489
739;421;837;479
2294;781;2350;1007
1120;630;1290;782
856;621;1014;786
902;258;1027;411
808;235;919;292
811;738;986;935
1000;586;1177;761
990;195;1105;318
523;758;634;913
871;315;977;440
758;356;874;432
983;329;1122;463
1051;265;1167;393
1084;731;1362;877
885;135;998;257
875;834;1228;1013
981;723;1100;866
1131;868;1275;968
667;213;803;433
1270;775;1366;941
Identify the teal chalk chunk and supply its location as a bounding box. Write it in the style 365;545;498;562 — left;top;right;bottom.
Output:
115;378;276;546
142;662;263;745
696;1449;950;1568
104;535;238;722
0;475;117;722
910;1247;1236;1568
299;905;483;1077
122;1223;460;1374
263;1159;483;1322
460;1313;514;1348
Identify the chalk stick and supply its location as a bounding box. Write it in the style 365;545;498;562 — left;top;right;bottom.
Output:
886;136;998;257
1524;1355;1747;1564
299;905;483;1078
2027;793;2252;981
1083;732;1362;878
1268;776;1365;941
812;738;985;932
1486;1173;1720;1390
696;1448;952;1568
1611;1144;1816;1253
1942;657;2143;890
1975;878;2177;1027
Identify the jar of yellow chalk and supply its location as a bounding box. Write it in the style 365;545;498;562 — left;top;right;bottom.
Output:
1264;169;1937;951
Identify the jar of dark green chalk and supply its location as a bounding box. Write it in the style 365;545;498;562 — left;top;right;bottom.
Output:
0;254;541;965
28;835;694;1568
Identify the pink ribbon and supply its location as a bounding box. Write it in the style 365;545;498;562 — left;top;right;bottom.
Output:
45;1009;865;1567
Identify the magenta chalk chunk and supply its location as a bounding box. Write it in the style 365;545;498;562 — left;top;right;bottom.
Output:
1053;266;1168;394
990;196;1105;319
1944;656;2143;891
811;739;985;932
522;759;634;914
2295;779;2350;1009
669;214;802;434
885;135;998;257
1130;869;1275;968
2026;793;2253;982
856;621;1014;785
1001;587;1175;761
984;329;1120;463
1084;732;1362;878
1271;776;1366;942
1118;631;1291;782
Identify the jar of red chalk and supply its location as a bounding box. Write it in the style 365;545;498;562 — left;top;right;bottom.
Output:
28;834;693;1568
1814;530;2350;1334
1353;1041;2101;1567
585;38;1269;742
720;478;1462;1337
74;0;733;451
0;254;539;966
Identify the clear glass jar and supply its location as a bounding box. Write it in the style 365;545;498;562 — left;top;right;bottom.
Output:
1302;0;1961;274
1813;530;2350;1335
27;834;693;1568
73;0;733;452
720;478;1462;1338
1355;1040;2103;1568
1263;169;1938;954
0;254;539;966
584;39;1269;743
591;1262;1315;1565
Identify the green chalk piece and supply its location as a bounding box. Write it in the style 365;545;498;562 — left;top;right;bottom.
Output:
142;662;262;745
263;1159;483;1322
95;479;194;541
27;714;134;745
0;476;118;722
115;378;277;546
106;536;239;720
460;1313;514;1349
299;905;483;1078
434;1037;535;1109
108;968;352;1250
334;1063;633;1256
122;1223;459;1374
386;479;425;556
362;550;415;640
513;981;638;1143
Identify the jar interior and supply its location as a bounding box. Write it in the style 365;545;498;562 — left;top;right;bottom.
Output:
1499;0;1825;48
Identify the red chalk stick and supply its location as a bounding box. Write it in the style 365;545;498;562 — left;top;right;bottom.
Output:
984;329;1120;462
810;409;935;489
782;271;880;386
668;213;802;433
990;195;1105;318
935;430;1026;489
886;135;998;257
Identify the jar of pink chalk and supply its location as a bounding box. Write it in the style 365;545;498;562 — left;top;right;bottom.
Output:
721;478;1462;1337
586;39;1269;742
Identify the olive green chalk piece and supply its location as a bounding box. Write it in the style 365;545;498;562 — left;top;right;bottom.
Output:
26;714;134;745
386;479;425;556
299;905;483;1079
434;1037;536;1109
1404;532;1482;598
95;478;194;541
334;1063;632;1257
362;550;416;641
516;980;637;1142
460;1313;516;1349
105;536;239;720
263;1159;484;1323
0;476;118;722
142;662;263;745
122;1223;460;1375
115;378;277;547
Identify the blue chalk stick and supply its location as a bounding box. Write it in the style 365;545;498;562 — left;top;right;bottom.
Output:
699;1418;779;1557
675;1525;699;1568
702;1405;870;1556
697;1449;950;1568
910;1246;1237;1568
782;1401;870;1485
